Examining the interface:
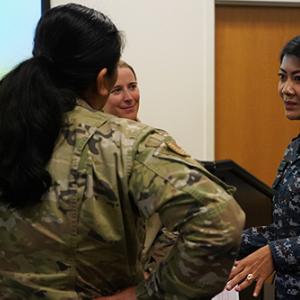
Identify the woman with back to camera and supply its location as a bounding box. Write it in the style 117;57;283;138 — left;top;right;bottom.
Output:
226;35;300;300
0;3;245;300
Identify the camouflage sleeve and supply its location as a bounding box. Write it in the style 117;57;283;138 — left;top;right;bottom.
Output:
269;237;300;273
130;131;245;300
238;225;276;259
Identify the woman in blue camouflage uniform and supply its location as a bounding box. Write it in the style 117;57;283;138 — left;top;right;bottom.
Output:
0;3;245;300
226;35;300;300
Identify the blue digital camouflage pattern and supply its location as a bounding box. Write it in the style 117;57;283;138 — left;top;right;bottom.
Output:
239;134;300;299
0;100;245;300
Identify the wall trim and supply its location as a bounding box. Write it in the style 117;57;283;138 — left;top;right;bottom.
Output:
216;0;300;6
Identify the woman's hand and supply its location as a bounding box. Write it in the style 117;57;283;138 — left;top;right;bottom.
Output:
225;245;274;297
94;287;137;300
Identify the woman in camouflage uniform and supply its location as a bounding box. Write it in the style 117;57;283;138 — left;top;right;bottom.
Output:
0;3;245;300
102;60;178;279
226;35;300;300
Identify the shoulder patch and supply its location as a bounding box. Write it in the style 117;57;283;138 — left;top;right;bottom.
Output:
166;141;190;157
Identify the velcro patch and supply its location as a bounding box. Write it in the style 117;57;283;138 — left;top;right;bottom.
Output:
166;141;190;157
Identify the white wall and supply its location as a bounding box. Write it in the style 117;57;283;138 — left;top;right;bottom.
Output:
50;0;215;160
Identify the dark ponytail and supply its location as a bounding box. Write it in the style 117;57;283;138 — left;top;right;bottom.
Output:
0;3;123;208
0;57;74;208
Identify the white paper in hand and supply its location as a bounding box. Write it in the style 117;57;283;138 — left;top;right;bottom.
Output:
211;289;239;300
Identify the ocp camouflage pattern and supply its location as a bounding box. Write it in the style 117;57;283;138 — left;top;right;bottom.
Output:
0;100;245;299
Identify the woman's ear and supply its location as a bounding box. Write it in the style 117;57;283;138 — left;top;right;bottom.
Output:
96;68;113;97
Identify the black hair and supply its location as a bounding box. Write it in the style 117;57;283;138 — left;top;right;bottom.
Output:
0;3;123;208
280;35;300;62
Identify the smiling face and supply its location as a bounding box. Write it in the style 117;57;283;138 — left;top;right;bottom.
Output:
103;66;140;120
278;54;300;120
